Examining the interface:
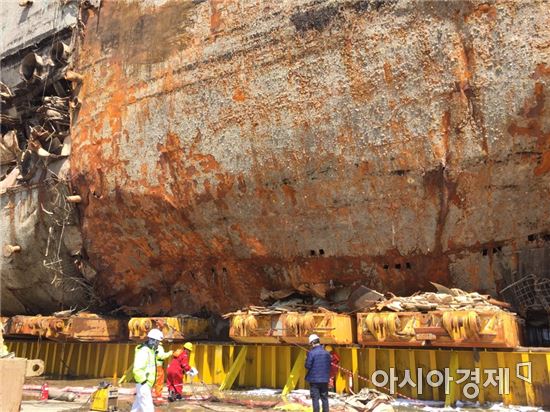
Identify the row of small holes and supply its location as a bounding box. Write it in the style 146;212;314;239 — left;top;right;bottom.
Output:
383;262;412;270
482;246;502;256
310;249;325;256
528;233;550;242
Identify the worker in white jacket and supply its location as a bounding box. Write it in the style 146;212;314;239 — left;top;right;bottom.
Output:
131;328;163;412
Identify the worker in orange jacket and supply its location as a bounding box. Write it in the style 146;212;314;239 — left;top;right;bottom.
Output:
325;345;340;391
166;342;198;402
152;342;173;402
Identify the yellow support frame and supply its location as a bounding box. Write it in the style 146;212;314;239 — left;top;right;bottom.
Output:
282;350;306;397
6;340;550;407
219;345;248;391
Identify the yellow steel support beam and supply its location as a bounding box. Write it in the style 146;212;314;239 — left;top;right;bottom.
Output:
428;350;439;401
269;346;277;388
219;345;248;391
496;351;512;405
445;351;459;407
408;350;417;399
5;339;550;408
367;348;376;389
351;347;359;393
474;353;485;405
255;346;262;388
520;353;535;406
213;345;223;384
282;350;306;397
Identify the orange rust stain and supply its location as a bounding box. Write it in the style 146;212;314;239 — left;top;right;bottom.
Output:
508;120;544;139
163;70;176;93
533;63;550;80
233;88;246;102
282;184;297;206
508;81;550;151
140;164;148;176
524;82;545;118
196;154;220;172
215;173;235;200
534;151;550;176
210;0;223;33
231;224;268;256
440;111;451;163
383;62;393;85
237;175;247;193
455;38;472;92
467;3;497;21
341;38;375;102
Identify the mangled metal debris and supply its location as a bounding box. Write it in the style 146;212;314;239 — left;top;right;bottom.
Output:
0;41;75;186
366;285;510;313
0;131;21;166
341;388;395;412
500;274;550;315
0;1;99;316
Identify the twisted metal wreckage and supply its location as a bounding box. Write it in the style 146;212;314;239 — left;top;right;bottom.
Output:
1;0;100;315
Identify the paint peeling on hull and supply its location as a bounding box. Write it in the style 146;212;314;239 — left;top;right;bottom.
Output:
67;0;550;315
3;0;549;316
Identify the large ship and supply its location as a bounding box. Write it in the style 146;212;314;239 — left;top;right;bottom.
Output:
1;0;549;317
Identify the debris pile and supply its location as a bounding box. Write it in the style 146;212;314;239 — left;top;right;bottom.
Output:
282;388;394;412
341;388;395;412
256;282;512;315
369;289;510;313
0;43;79;187
223;305;334;336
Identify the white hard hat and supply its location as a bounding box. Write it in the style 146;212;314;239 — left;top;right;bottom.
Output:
147;328;164;341
308;334;320;343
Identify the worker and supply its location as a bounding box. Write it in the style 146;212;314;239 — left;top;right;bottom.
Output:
305;334;331;412
152;341;173;403
131;328;163;412
324;345;340;391
166;342;198;402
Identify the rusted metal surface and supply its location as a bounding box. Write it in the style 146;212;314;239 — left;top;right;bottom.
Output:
1;0;549;316
5;314;127;342
7;315;67;339
357;310;522;348
128;316;209;341
63;0;550;316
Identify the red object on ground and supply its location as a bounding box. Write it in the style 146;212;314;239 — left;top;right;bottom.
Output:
39;383;49;400
152;365;165;398
329;352;340;389
166;350;191;396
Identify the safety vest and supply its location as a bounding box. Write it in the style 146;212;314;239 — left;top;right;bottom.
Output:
132;344;156;386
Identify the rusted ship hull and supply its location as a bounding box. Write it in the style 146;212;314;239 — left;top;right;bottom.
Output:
2;0;550;315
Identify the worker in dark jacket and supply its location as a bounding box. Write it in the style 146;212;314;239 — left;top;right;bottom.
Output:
305;334;331;412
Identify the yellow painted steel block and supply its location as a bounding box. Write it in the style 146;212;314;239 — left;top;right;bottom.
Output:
229;313;284;344
281;312;355;345
357;310;522;348
6;315;127;342
64;316;127;342
128;317;208;341
7;316;67;340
